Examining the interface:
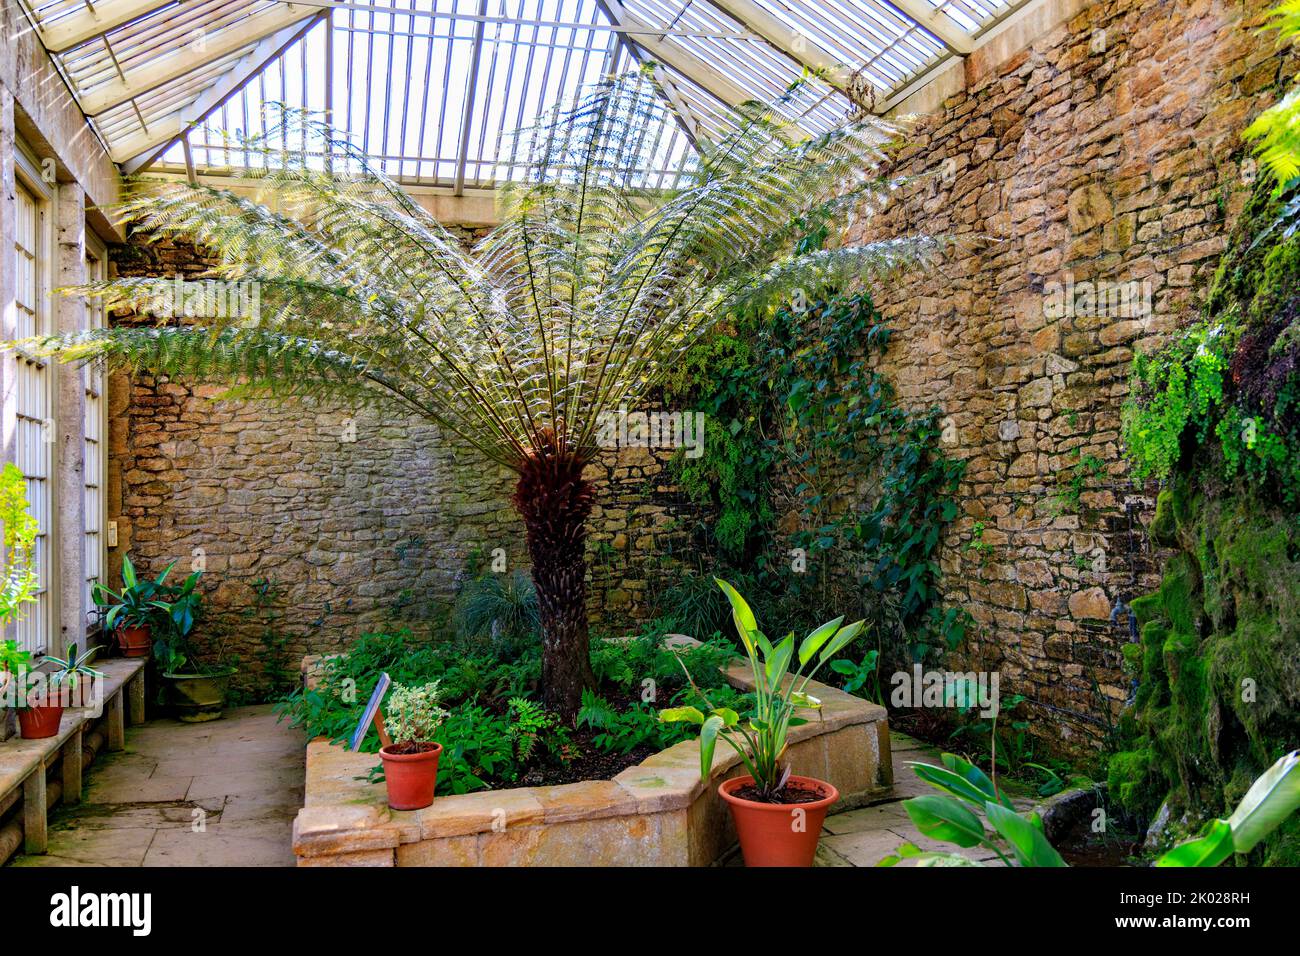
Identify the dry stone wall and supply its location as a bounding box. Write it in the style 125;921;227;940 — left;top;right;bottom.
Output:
107;235;691;694
849;0;1294;749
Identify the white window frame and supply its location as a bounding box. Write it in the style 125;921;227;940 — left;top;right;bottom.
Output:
84;235;108;634
10;144;57;657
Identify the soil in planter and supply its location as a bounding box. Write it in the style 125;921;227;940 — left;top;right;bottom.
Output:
731;782;830;805
387;741;440;756
515;729;657;787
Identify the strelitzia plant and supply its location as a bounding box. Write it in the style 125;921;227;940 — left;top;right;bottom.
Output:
887;749;1300;867
661;579;864;800
1156;749;1300;867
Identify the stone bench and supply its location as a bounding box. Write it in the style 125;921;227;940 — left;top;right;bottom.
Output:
293;638;891;866
0;658;147;861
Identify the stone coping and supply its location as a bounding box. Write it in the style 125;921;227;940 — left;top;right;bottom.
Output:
293;637;888;864
0;658;145;796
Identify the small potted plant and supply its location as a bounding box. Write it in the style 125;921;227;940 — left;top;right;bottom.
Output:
0;639;31;736
379;681;448;811
662;579;864;867
1;462;40;738
15;643;104;739
91;555;177;657
151;570;236;722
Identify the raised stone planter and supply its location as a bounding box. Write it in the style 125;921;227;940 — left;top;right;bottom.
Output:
292;637;891;866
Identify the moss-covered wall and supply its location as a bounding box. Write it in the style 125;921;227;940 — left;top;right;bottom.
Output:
1109;170;1300;864
1111;482;1300;862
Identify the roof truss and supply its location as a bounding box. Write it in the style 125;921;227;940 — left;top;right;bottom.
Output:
20;0;1041;185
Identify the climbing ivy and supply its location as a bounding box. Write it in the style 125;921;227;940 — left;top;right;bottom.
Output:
660;289;968;673
1122;177;1300;503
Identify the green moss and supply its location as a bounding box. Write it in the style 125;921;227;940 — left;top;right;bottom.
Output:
1118;484;1300;864
1108;748;1158;817
1150;489;1178;547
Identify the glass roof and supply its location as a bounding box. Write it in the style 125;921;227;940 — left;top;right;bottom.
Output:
18;0;1040;192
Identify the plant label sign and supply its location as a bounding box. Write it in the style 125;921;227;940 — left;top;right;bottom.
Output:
350;672;393;751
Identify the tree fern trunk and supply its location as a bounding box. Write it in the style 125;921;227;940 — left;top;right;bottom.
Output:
514;443;595;720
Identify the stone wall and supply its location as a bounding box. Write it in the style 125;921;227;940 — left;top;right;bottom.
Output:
107;235;691;694
850;0;1293;750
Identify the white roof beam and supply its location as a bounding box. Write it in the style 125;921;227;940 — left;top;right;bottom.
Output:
883;0;975;56
598;0;755;111
77;4;318;116
699;0;862;94
114;13;327;174
39;0;177;54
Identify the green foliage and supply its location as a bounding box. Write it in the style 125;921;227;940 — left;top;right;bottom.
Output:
892;750;1300;867
660;290;967;678
384;681;448;747
1051;452;1107;515
91;554;177;632
0;639;31;676
879;753;1065;868
453;568;540;654
506;696;552;761
41;642;104;690
0;462;39;627
1122;174;1300;503
22;73;940;476
1117;162;1300;866
242;577;295;698
435;704;517;793
1123;323;1235;486
150;568;208;674
578;691;680;754
661;579;863;797
1245;3;1300;195
276;620;740;795
1110;484;1300;858
829;649;880;699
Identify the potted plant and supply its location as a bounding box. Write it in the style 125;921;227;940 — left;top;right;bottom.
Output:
15;643;103;740
151;569;236;722
91;555;177;657
661;579;865;867
1;462;40;738
379;681;448;810
0;639;31;737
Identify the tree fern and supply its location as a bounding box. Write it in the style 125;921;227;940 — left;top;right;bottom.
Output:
1246;2;1300;195
12;68;946;717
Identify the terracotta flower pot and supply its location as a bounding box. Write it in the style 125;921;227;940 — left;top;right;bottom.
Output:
18;703;65;739
117;625;151;658
719;774;839;867
379;742;442;811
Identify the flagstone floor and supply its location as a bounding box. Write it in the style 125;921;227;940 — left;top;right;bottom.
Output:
10;704;305;867
811;732;1032;867
8;705;1024;868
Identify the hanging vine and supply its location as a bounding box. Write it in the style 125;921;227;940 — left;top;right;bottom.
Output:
658;288;968;678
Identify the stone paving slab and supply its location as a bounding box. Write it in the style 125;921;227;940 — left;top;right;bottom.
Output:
9;704;305;868
817;733;1026;867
